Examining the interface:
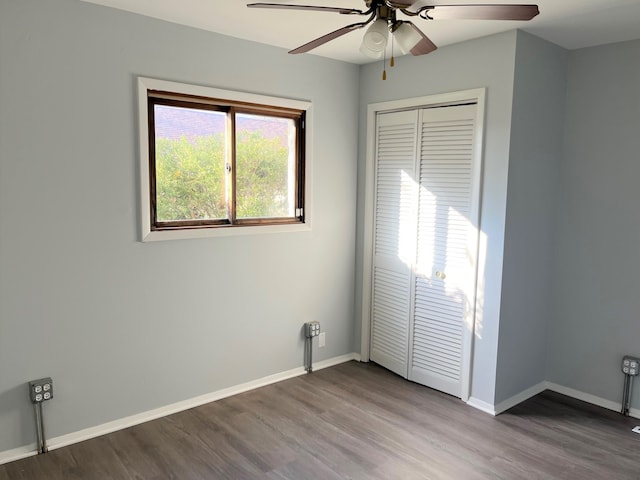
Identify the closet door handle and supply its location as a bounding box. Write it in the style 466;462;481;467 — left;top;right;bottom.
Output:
435;271;446;280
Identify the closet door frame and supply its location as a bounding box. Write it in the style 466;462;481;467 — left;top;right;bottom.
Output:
361;88;486;402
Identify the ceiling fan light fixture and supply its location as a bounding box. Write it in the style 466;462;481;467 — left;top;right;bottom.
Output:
394;22;423;55
359;42;384;59
361;18;389;54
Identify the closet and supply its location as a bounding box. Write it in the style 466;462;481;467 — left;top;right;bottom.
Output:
369;102;482;398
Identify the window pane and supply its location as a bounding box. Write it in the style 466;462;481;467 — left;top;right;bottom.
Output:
154;105;227;222
235;113;297;219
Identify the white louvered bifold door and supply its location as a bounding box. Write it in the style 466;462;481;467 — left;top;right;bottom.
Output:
408;104;478;397
369;110;419;378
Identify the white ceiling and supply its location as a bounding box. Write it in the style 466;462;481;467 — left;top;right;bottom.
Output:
80;0;640;64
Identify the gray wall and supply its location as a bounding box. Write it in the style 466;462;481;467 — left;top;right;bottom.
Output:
0;0;359;453
356;31;518;405
495;31;567;404
548;38;640;408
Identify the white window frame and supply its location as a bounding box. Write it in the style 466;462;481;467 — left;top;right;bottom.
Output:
137;77;313;242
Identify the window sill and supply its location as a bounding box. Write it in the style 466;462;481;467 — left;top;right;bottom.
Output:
141;222;311;242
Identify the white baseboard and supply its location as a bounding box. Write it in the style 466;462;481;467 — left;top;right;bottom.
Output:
467;396;497;415
0;444;38;466
468;381;640;420
494;381;548;415
0;353;359;466
314;352;360;369
545;382;640;419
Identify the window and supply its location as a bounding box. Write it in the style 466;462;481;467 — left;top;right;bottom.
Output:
138;77;311;241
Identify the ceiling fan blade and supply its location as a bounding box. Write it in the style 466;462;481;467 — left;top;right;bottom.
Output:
289;21;368;54
424;4;539;21
247;3;364;15
406;22;438;56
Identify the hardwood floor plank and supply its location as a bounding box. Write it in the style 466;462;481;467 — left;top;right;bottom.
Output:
241;384;386;476
2;361;639;479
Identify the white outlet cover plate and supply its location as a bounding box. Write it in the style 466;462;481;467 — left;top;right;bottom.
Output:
632;426;640;434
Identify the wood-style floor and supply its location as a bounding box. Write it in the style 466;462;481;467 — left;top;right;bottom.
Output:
2;361;639;479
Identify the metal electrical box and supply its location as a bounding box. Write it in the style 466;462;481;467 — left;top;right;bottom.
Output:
304;321;320;338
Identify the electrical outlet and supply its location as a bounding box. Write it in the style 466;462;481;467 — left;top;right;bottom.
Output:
319;332;326;348
622;356;640;376
304;321;320;338
29;378;53;403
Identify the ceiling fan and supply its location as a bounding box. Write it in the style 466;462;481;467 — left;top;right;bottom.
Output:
247;1;539;62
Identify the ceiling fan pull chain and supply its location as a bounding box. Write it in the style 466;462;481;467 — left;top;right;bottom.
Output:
382;47;387;80
390;34;395;68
